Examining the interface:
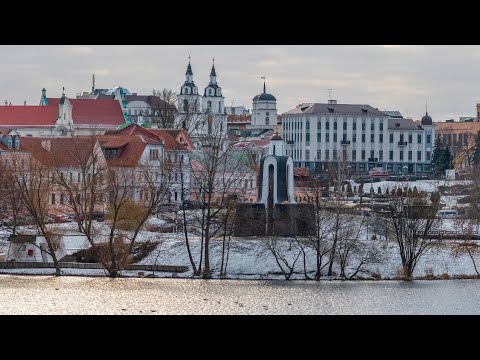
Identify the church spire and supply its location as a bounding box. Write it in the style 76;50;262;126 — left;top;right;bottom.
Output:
184;56;195;85
209;58;217;85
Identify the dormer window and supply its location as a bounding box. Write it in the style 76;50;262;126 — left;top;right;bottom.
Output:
103;148;118;159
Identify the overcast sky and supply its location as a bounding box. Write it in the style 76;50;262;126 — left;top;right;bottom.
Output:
0;45;478;121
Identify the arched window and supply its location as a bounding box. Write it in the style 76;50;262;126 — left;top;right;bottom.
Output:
194;100;197;112
209;89;212;95
183;99;188;112
218;102;221;114
207;100;212;110
184;87;189;94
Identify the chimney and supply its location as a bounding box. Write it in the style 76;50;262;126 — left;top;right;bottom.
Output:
41;139;51;152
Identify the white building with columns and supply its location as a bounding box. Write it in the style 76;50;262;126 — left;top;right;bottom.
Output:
281;101;435;175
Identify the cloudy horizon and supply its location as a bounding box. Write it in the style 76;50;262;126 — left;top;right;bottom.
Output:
0;45;478;121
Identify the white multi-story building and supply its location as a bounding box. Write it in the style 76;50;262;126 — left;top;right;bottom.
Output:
281;101;435;175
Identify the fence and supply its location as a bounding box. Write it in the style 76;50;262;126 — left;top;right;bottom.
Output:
0;262;188;273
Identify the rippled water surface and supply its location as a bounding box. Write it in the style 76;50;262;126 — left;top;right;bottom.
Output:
0;275;479;314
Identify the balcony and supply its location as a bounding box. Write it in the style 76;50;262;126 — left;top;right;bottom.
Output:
340;140;351;145
398;141;407;146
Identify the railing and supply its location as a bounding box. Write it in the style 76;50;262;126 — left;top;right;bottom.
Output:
398;141;407;146
0;262;188;272
341;140;350;145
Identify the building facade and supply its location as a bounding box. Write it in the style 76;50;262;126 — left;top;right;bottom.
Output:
281;102;435;175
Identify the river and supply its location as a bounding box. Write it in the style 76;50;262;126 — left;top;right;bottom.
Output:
0;275;478;314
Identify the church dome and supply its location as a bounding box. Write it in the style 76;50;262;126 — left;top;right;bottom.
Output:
253;93;276;102
421;112;432;125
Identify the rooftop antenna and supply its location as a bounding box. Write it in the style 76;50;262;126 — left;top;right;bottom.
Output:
188;54;191;63
326;88;333;101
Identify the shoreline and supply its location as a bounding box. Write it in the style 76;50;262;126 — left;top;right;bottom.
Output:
0;270;478;281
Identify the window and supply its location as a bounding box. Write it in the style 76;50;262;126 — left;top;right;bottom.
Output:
150;149;159;161
371;122;375;131
306;133;310;142
362;119;366;131
326;133;330;142
426;151;431;161
352;150;356;161
418;134;422;143
408;151;412;161
400;134;404;142
343;133;347;141
417;151;422;161
60;193;65;205
317;150;321;159
370;150;374;160
175;191;178;201
207;100;212;110
334;121;337;130
389;151;394;160
306;150;310;160
380;122;383;131
379;150;383;161
69;173;73;182
326;121;330;130
250;179;253;188
218;102;222;114
333;150;337;160
390;134;394;143
134;110;138;116
353;134;357;143
175;173;178;182
317;120;321;130
333;133;337;142
408;133;413;143
51;193;56;205
362;134;365;143
317;132;321;142
353;122;357;131
78;173;81;182
104;148;118;159
306;120;310;130
325;150;330;160
379;134;383;143
453;133;457;145
400;151;404;161
21;245;27;252
361;150;365;160
370;134;374;143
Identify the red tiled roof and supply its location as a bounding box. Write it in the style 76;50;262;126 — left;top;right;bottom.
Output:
0;106;57;127
98;134;162;167
21;137;99;167
148;129;186;151
48;98;125;126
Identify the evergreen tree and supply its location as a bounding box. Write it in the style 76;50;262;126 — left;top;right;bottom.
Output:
472;130;480;166
431;138;453;176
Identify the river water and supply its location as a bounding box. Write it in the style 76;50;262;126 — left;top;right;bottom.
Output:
0;275;478;314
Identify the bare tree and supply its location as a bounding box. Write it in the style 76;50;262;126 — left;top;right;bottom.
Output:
386;187;441;280
262;237;303;280
0;162;25;235
151;89;177;128
186;115;247;279
12;157;62;275
336;215;380;280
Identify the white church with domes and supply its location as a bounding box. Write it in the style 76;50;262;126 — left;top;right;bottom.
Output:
174;58;227;149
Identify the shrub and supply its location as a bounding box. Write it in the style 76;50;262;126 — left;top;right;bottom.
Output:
371;272;382;279
440;272;450;280
132;240;160;263
377;186;382;194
